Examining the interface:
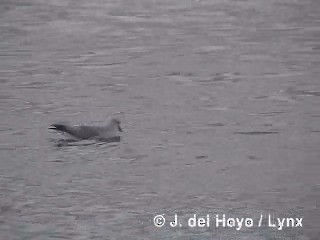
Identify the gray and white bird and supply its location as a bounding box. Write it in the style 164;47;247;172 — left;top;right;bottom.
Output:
49;118;123;141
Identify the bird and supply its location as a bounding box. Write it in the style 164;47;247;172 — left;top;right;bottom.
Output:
49;118;123;141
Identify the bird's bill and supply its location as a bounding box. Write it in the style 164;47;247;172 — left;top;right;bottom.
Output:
118;125;123;132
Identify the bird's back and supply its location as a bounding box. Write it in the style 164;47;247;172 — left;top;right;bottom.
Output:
72;125;101;139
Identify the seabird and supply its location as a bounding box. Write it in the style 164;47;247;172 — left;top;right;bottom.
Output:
49;118;123;141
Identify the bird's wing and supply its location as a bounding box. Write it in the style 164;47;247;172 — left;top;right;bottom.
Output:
75;126;101;139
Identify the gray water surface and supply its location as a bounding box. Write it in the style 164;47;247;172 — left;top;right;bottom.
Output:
0;0;319;239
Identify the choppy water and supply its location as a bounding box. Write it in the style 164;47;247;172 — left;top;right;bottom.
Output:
0;0;319;239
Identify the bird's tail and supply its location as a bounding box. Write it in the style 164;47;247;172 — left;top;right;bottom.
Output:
49;124;68;132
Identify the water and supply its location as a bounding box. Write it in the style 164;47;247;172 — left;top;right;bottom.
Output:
0;0;319;239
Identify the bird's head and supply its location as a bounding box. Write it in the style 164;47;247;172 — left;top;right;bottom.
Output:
110;118;123;132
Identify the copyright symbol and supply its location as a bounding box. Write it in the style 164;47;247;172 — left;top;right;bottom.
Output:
153;214;165;228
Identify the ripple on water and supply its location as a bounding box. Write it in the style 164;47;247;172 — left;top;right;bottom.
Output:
233;131;279;135
197;72;242;84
